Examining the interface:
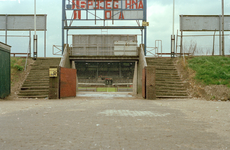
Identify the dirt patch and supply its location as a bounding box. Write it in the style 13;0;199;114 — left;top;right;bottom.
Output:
204;85;230;101
175;57;230;101
5;58;34;100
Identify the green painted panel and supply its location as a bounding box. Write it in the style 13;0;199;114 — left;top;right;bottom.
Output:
0;48;11;99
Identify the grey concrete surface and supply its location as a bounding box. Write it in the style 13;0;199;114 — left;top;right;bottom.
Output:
0;93;230;150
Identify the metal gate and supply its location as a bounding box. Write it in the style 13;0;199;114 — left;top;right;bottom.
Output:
0;42;11;99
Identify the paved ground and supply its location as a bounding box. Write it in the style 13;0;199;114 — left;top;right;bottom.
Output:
0;92;230;150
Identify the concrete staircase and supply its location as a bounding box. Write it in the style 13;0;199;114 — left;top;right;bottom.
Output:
18;58;61;98
146;58;189;99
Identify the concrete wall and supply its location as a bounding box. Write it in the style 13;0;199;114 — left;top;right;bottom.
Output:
72;61;78;92
137;44;147;95
132;61;138;95
59;44;71;68
146;66;156;100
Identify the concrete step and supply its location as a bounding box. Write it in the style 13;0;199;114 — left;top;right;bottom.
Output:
22;84;49;87
26;76;49;79
156;79;182;82
156;81;184;84
21;86;49;90
18;92;49;96
156;90;187;93
156;83;185;87
25;79;49;82
156;87;186;90
156;75;180;78
18;95;48;99
23;81;48;84
156;93;188;96
156;96;191;99
19;90;48;93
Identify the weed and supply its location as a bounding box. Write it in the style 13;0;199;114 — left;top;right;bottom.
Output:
11;57;24;71
14;64;24;71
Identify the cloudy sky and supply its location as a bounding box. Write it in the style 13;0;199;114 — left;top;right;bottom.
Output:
0;0;230;56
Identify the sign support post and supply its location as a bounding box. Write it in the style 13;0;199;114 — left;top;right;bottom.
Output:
222;0;225;56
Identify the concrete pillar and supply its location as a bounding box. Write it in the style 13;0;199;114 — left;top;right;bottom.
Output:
132;61;138;95
146;66;156;100
49;66;60;99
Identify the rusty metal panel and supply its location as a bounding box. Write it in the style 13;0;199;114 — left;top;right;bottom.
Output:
146;66;156;100
60;67;77;98
142;67;146;98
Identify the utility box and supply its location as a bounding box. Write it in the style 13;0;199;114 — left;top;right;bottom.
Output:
49;66;60;99
0;42;11;99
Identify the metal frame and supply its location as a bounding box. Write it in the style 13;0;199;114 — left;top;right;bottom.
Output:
180;15;230;56
62;0;147;55
0;14;47;57
0;33;31;57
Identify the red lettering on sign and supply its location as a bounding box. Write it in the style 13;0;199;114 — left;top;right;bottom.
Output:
119;12;124;19
114;0;119;9
72;0;75;9
95;1;99;9
88;1;93;9
105;11;111;19
99;0;104;9
132;0;138;9
139;0;143;9
73;10;81;19
80;1;86;9
76;0;80;9
126;0;132;9
106;1;112;9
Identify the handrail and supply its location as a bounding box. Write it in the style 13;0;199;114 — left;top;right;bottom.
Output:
52;45;62;56
11;53;30;57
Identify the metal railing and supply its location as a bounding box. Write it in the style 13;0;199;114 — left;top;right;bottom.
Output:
146;47;158;57
146;40;163;57
52;45;62;56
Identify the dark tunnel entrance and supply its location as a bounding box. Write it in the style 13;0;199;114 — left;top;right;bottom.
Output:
75;62;135;92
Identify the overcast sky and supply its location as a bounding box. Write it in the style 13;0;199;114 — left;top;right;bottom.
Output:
0;0;230;56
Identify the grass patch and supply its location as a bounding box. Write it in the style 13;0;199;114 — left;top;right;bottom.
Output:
97;87;117;92
11;57;26;85
187;56;230;87
11;57;25;71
